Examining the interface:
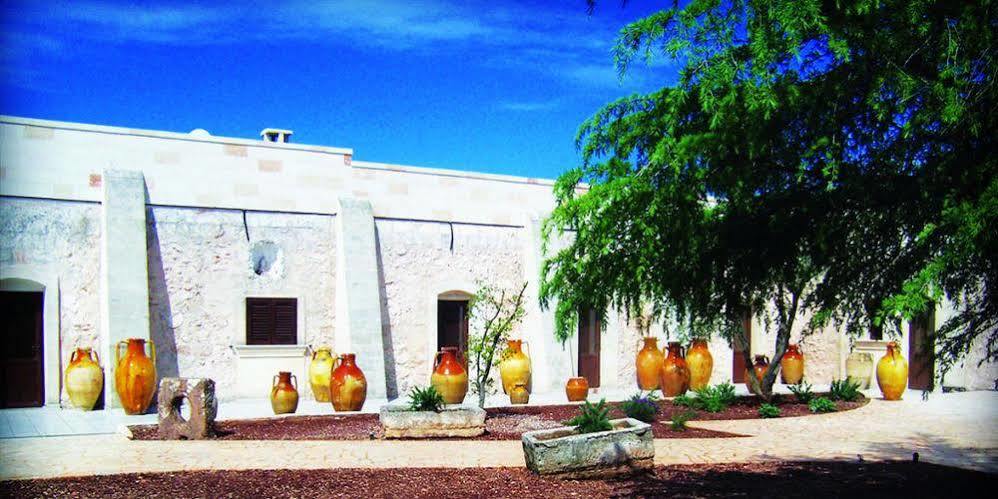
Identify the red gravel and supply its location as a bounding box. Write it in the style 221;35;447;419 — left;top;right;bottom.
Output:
128;394;866;441
2;461;992;498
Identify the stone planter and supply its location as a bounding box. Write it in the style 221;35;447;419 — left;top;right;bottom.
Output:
379;403;486;438
521;418;654;479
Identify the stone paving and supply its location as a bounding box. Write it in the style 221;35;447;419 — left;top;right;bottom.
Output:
0;390;994;480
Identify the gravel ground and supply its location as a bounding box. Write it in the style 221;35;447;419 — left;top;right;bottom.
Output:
129;395;864;441
2;461;992;498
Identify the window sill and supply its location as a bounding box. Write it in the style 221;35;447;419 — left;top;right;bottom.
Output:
231;344;307;359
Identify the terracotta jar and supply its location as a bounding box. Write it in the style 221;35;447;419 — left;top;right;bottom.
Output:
846;351;874;389
565;377;589;402
780;344;805;384
499;340;531;394
660;342;690;397
65;347;103;410
635;337;666;390
270;371;299;415
509;382;530;405
877;342;908;401
431;347;469;404
114;338;157;415
330;353;367;411
745;355;770;390
308;346;335;402
685;339;714;390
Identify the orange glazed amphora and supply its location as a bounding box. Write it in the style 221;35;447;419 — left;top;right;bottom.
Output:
780;344;805;384
499;340;531;394
565;377;589;402
635;337;665;390
685;339;713;390
746;355;770;391
114;338;157;415
660;342;690;397
330;353;367;411
65;347;103;410
270;371;299;415
877;342;908;401
431;347;469;404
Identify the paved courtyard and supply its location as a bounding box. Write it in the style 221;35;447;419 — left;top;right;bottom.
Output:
0;390;994;480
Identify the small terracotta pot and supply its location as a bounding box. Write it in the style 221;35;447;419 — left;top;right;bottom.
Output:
635;337;665;390
877;342;908;401
780;344;804;384
685;339;713;390
270;371;299;415
745;355;771;391
565;377;589;402
660;342;690;397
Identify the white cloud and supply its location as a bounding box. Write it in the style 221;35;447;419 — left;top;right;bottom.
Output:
497;100;559;112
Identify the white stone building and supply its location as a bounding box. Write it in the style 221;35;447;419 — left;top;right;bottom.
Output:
0;115;993;409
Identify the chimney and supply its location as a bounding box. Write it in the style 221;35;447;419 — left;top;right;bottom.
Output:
260;128;293;143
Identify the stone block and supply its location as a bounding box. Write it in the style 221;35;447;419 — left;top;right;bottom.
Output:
379;403;486;438
521;418;654;479
157;377;217;440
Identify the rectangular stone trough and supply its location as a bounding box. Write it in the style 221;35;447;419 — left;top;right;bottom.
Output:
521;418;654;479
379;403;486;438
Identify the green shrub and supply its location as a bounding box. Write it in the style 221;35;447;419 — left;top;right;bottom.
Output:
788;381;814;404
565;399;613;434
758;403;781;418
407;385;444;412
670;410;694;431
808;396;837;413
672;394;696;408
829;378;862;402
691;382;737;413
620;391;660;423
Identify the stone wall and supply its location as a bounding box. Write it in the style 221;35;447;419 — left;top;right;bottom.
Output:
0;197;101;404
375;219;525;397
146;207;336;399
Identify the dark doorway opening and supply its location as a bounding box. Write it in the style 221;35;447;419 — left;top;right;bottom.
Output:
578;307;601;387
908;308;936;391
437;299;469;354
1;291;45;408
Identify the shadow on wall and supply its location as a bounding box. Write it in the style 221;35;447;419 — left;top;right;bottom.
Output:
375;226;398;400
146;207;180;391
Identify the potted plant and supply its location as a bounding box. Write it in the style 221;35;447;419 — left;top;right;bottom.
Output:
379;385;486;438
521;399;654;478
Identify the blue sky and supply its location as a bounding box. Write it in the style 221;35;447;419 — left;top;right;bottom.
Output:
0;0;678;179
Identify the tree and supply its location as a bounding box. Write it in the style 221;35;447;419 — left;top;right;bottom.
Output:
467;281;528;408
541;0;996;400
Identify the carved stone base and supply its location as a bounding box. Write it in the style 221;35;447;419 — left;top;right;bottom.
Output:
157;378;217;440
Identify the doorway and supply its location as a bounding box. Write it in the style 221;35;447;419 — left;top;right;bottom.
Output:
1;291;45;408
908;309;935;391
437;299;469;354
578;307;601;387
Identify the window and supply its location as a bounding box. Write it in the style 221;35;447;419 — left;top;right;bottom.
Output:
246;298;297;345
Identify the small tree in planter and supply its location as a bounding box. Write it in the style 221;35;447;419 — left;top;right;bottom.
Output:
467;281;528;408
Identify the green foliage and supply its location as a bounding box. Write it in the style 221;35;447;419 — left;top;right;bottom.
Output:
407;385;444;413
808;397;838;413
541;0;998;401
758;403;781;418
565;399;613;434
672;394;696;408
670;410;694;431
620;391;661;423
688;382;738;413
788;381;815;404
829;378;863;402
467;281;528;408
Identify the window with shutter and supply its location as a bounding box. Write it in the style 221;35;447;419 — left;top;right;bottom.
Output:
246;297;298;345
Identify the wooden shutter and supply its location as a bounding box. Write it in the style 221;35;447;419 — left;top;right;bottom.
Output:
246;298;297;345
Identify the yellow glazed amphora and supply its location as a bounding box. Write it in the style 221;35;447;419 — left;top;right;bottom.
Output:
499;339;531;394
308;346;335;402
876;341;908;400
635;337;665;390
65;347;104;410
685;339;714;390
509;382;530;405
